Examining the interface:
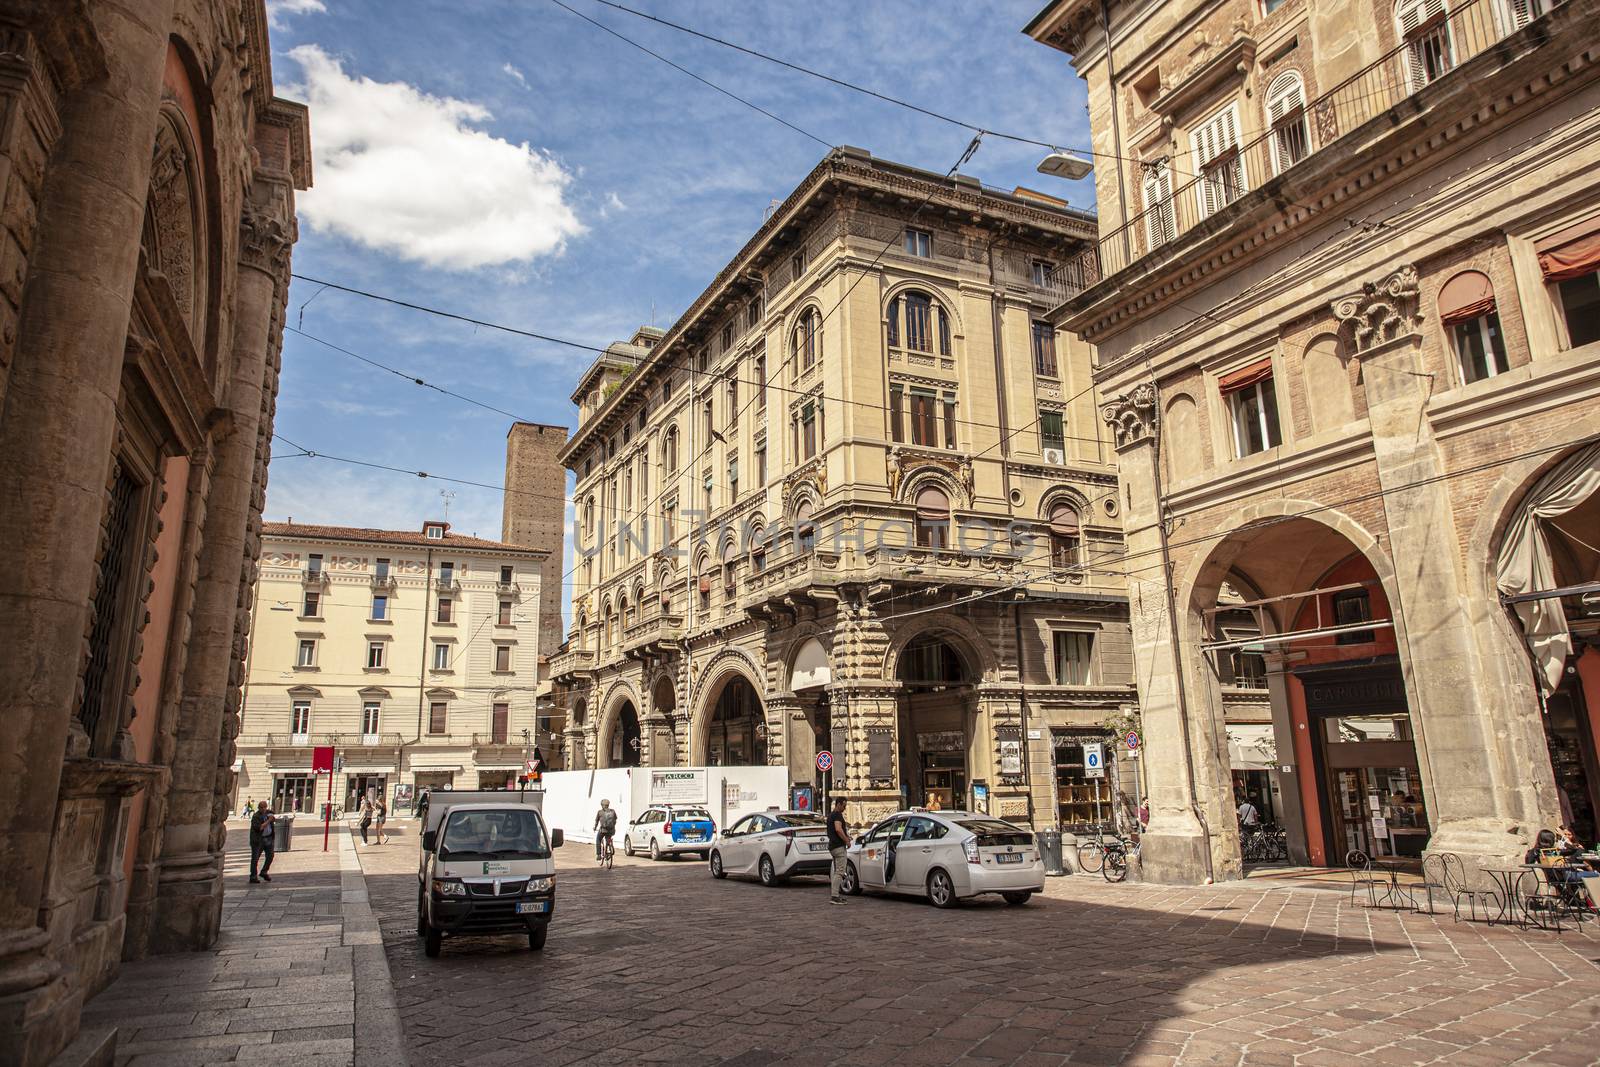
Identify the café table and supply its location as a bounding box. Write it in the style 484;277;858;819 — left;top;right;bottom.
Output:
1478;867;1525;926
1366;858;1416;910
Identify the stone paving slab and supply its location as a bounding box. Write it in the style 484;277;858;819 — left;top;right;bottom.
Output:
84;822;407;1067
353;819;1600;1066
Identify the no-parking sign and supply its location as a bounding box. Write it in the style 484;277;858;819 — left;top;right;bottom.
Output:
816;750;833;772
1126;732;1141;752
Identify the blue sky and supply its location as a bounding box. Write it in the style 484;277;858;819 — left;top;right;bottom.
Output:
261;0;1094;622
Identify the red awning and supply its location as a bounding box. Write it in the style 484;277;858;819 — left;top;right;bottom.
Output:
1217;358;1273;395
1537;219;1600;283
1438;270;1496;326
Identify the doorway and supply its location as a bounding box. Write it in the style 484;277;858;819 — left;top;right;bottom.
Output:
610;700;642;767
895;634;973;810
345;774;387;811
1315;711;1429;861
272;774;317;815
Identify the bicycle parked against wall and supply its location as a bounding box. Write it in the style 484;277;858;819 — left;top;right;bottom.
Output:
1241;823;1289;864
1075;824;1116;874
1103;835;1140;882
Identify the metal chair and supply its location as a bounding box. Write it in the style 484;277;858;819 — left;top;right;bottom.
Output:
1416;853;1451;915
1345;849;1383;907
1520;866;1583;932
1437;853;1500;923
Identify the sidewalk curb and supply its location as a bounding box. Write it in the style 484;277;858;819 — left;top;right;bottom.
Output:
340;827;410;1067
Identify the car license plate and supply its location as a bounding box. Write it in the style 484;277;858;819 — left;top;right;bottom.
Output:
808;842;827;851
682;833;703;842
516;901;549;915
996;853;1023;865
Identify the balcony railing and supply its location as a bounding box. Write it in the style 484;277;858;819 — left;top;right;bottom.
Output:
994;249;1099;303
472;732;519;751
1090;0;1552;281
550;647;596;681
623;613;684;657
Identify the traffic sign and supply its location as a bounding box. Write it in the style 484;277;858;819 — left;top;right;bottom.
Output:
525;759;541;773
816;750;833;772
1125;732;1141;752
312;745;335;773
1084;742;1106;779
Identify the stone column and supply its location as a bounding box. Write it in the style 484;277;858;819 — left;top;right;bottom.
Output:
148;202;289;952
977;684;1032;824
771;693;811;788
826;682;901;827
0;3;174;1059
1264;654;1312;866
1102;386;1236;883
1336;266;1554;867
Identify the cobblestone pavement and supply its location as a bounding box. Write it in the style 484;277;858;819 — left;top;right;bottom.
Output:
359;821;1600;1066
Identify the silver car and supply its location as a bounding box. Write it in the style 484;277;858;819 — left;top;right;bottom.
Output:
709;810;832;885
840;811;1044;908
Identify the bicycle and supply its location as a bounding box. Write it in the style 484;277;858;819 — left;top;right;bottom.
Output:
1102;835;1140;882
1075;824;1114;874
599;835;615;870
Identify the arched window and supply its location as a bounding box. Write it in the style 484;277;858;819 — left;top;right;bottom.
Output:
915;486;951;549
1049;503;1081;570
1265;72;1309;175
721;540;738;596
886;290;953;356
583;496;595;539
1398;0;1454;91
1439;270;1508;384
604;604;615;647
619;595;631;632
663;425;678;473
792;308;821;375
746;522;768;574
794;500;816;554
575;611;588;651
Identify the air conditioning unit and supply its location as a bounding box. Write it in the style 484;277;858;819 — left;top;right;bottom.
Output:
1042;447;1065;465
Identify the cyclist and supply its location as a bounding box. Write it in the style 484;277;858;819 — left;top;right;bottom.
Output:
593;799;618;866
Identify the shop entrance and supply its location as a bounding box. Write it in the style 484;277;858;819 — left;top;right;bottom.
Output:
345;774;387;811
272;774;317;815
609;700;641;767
706;674;765;766
895;634;974;810
1306;685;1430;863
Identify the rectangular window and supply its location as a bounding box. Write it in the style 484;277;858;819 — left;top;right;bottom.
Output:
1192;103;1245;218
428;702;447;735
1229;650;1268;688
754;352;766;410
1032;260;1056;287
436;597;453;623
904;229;932;257
721;323;733;352
1453;314;1509;384
663;501;676;542
1227;377;1282;458
1032;321;1058;377
433;643;450;670
374;557;390;580
1558;272;1600;348
366;641;385;669
727;377;738;428
1400;0;1454;91
361;702;380;737
297;639;316;667
791;248;807;280
439;561;454;585
728;456;739;500
1333;588;1376;644
800;402;818;460
492;703;509;744
1040;411;1066;458
1142;159;1177;250
1053;631;1095;685
703;469;714;513
749;297;762;328
495;645;512;672
302;590;320;617
904;293;932;352
889;383;904;442
662;377;673;404
291;701;311;738
307;553;323;576
754;444;767;486
500;564;513;584
370;594;387;620
942;393;957;450
498;600;512;625
703;399;714;443
909;390;938;447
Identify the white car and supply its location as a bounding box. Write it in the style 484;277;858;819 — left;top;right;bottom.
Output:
841;811;1044;908
709;810;832;885
622;804;716;860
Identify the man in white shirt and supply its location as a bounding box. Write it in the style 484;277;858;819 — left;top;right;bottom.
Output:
1237;799;1261;827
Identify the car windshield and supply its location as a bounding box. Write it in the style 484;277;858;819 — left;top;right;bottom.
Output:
775;813;824;827
439;809;548;859
670;808;711;821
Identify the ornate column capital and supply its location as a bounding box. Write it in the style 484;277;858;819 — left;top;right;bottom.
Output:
238;205;292;276
1101;382;1158;450
1331;264;1420;353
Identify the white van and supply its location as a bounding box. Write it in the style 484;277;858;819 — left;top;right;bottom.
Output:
415;790;563;957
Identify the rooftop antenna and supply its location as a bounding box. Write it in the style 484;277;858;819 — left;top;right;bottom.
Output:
439;489;456;521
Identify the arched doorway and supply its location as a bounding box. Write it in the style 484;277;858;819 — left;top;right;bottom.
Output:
650;674;678;767
700;673;765;766
607;700;641;767
791;638;832;796
895;633;975;810
1186;514;1421;870
567;697;588;771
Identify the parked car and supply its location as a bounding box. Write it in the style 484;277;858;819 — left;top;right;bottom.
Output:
624;804;717;860
709;810;831;885
840;811;1043;908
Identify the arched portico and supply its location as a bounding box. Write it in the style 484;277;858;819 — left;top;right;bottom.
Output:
688;653;767;767
596;682;643;769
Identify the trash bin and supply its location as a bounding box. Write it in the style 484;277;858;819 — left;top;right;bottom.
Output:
1037;828;1065;877
274;814;293;852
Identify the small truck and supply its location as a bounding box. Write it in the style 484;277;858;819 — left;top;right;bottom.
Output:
416;789;563;957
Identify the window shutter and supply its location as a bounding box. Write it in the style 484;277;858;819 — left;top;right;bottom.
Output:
886;297;899;347
1507;0;1532;26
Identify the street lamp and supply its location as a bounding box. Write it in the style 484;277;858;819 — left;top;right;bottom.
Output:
1036;151;1094;181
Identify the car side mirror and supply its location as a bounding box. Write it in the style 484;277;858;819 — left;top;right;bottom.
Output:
421;830;437;852
551;828;564;849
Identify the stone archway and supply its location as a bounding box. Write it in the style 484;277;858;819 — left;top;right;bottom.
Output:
689;656;766;767
893;632;978;810
649;671;679;767
595;682;643;769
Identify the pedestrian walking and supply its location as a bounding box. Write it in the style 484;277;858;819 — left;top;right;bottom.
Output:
374;794;388;845
359;793;374;845
249;802;276;883
827;797;851;905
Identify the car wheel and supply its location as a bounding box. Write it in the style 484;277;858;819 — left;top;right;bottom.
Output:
928;869;959;909
423;925;442;958
759;854;778;887
415;888;427;937
842;861;863;896
710;851;726;879
623;836;634;856
528;925;547;951
649;838;661;861
1002;891;1034;907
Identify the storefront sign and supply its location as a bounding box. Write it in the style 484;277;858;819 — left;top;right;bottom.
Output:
650;770;707;803
1300;665;1406;715
999;740;1022;776
917;731;964;753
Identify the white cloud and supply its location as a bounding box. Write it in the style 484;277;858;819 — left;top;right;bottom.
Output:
502;63;528;89
286;46;585;271
266;0;325;29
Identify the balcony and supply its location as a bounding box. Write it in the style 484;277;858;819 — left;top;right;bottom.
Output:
1083;0;1568;283
622;613;684;659
741;551;845;615
435;577;460;594
302;570;329;589
497;579;520;596
472;733;525;765
856;544;1026;591
994;248;1097;304
550;647;595;683
370;573;397;592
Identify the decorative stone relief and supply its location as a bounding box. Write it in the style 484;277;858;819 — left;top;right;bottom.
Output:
1331;264;1420;353
887;448;974;503
1101;382;1158;449
239;203;292;275
145;118;201;331
780;458;826;513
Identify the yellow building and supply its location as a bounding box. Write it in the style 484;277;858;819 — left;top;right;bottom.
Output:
236;520;554;815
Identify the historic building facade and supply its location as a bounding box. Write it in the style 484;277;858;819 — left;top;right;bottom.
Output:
236;522;556;815
500;420;570;668
552;148;1140;829
0;3;308;1062
1027;0;1600;882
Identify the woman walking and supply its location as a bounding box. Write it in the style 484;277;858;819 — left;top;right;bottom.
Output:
358;793;374;845
374;794;389;845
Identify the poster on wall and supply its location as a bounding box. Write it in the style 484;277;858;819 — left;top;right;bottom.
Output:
650;769;708;804
999;740;1023;776
392;783;415;813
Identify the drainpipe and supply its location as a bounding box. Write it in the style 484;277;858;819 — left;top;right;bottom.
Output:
1151;404;1214;882
1012;595;1037;827
985;230;1014;504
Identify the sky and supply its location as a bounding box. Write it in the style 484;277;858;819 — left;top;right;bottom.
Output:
261;0;1095;627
